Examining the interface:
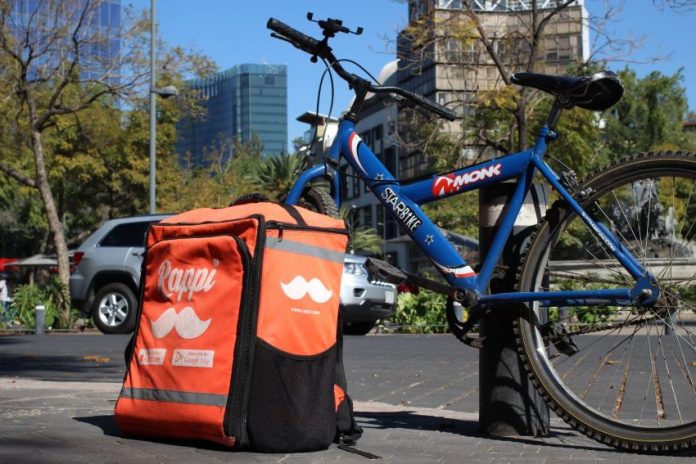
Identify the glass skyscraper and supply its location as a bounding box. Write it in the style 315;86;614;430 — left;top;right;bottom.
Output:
177;63;288;163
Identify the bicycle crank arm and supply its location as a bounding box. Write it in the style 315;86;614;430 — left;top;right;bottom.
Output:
364;258;450;295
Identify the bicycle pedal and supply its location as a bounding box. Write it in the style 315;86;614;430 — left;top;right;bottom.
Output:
364;258;407;285
462;336;486;349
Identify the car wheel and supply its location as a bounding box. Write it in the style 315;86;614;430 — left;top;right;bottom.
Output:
91;283;137;334
343;321;375;336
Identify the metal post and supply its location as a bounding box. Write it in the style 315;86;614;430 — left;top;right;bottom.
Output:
148;0;157;214
478;182;549;436
35;304;45;335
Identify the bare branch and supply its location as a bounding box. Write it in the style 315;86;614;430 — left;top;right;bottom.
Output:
526;0;576;71
41;1;93;122
0;161;37;188
463;6;511;85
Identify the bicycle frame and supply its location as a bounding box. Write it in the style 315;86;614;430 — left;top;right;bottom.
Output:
286;119;659;309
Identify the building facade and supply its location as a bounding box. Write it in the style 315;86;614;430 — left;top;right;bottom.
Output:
177;64;288;164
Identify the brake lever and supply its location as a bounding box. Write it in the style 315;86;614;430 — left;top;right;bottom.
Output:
390;94;437;119
270;32;296;46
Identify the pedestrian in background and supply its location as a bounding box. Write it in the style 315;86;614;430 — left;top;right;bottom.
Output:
0;274;11;317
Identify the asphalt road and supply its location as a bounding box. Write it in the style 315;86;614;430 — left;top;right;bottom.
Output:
1;333;695;463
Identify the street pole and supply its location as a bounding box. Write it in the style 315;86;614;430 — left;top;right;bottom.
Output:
149;0;157;214
478;182;550;436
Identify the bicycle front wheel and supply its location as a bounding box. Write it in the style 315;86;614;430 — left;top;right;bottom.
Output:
516;151;696;452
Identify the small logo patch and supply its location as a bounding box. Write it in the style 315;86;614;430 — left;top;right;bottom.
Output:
172;349;214;368
290;307;321;316
137;348;166;366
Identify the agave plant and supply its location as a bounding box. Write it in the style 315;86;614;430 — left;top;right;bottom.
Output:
246;153;310;201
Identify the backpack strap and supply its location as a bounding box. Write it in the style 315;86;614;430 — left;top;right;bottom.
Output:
279;204;307;226
334;311;380;459
334;309;363;442
337;442;382;460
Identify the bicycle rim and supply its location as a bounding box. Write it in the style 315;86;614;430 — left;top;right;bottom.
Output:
516;151;696;452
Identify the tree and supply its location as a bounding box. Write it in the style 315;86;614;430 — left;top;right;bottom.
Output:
0;0;151;322
601;68;689;159
0;1;215;323
246;153;311;202
158;135;262;211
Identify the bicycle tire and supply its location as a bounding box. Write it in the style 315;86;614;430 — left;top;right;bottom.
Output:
515;151;696;452
297;186;340;218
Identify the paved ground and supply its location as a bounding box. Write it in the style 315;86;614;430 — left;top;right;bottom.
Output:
1;333;695;463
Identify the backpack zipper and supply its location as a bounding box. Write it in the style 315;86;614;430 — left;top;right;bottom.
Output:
266;221;349;237
224;223;265;447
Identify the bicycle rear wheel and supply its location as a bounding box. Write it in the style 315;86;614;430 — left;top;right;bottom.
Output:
516;151;696;452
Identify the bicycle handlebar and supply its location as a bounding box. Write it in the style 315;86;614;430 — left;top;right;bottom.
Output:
267;17;457;122
267;18;322;56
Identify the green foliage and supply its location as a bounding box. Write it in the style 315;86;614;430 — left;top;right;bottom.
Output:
158;136;262;211
558;278;615;325
392;290;448;333
529;100;604;180
9;278;66;329
349;227;384;255
601;69;689;160
246;153;311;202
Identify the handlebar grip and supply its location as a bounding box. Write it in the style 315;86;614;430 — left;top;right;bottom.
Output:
267;18;321;55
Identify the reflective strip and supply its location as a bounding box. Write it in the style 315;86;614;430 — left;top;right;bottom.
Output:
266;237;344;263
120;387;227;406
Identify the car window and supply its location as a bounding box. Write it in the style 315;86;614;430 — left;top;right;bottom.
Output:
99;221;154;247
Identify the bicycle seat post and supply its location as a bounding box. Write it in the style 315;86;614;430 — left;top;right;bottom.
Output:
545;97;567;131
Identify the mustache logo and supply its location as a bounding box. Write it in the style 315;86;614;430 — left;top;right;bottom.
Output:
151;307;211;339
280;276;333;304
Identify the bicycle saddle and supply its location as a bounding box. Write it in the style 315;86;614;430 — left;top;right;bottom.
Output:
510;70;623;111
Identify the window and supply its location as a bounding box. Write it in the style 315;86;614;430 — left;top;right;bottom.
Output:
376;206;385;238
384;147;397;175
360;206;372;229
343;166;360;200
351;168;360;199
99;221;155;247
385;215;398;240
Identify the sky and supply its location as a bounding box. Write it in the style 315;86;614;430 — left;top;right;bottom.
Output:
126;0;696;147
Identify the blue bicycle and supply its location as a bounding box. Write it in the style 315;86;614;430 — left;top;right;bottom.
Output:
269;15;696;452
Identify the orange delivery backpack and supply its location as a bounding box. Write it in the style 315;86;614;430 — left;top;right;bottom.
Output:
114;201;362;452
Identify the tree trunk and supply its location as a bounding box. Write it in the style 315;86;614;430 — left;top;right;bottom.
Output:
30;129;72;326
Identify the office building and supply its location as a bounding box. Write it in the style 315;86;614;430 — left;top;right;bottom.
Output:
177;64;288;164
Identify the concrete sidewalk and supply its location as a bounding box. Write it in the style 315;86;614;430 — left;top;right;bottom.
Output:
1;334;695;463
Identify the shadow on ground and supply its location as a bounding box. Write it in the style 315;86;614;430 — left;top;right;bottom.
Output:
0;353;125;381
357;410;635;455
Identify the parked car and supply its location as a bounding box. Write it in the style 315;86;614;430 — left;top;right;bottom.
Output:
340;254;397;335
71;215;397;335
69;215;170;334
